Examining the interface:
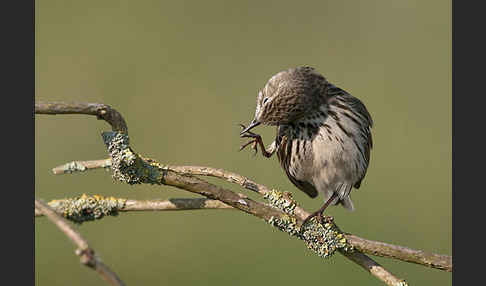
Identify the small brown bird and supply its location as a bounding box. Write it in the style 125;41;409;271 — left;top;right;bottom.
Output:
239;66;373;224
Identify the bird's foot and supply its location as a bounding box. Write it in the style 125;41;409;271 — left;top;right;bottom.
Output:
302;193;338;226
239;124;263;156
302;210;324;226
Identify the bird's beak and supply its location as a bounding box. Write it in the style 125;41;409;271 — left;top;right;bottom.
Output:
240;119;261;134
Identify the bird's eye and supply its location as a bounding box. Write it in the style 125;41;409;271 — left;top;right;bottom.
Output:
263;97;269;104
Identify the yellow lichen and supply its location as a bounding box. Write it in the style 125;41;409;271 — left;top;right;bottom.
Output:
48;194;127;224
264;189;353;258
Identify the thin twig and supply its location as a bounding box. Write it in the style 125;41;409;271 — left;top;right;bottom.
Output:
342;251;408;286
52;159;269;196
345;234;452;272
35;197;233;217
124;198;233;211
52;159;112;175
35;199;126;286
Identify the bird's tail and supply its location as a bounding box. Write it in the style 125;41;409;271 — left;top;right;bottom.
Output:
335;183;355;211
337;197;355;211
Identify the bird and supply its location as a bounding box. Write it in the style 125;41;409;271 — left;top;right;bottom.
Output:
239;66;373;224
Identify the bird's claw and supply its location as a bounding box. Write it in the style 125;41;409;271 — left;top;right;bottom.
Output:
239;139;258;154
239;123;261;155
238;124;259;138
302;211;324;226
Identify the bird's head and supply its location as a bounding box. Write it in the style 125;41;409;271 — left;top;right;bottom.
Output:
241;66;328;134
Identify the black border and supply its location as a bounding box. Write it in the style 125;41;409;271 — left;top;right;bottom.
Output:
453;0;485;284
26;1;458;285
3;0;35;285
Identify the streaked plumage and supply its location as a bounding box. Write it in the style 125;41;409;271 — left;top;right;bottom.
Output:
240;66;373;222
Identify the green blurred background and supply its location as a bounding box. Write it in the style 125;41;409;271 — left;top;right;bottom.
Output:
35;0;451;285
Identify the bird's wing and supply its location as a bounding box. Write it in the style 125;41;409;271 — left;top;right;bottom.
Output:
276;133;318;198
328;84;373;188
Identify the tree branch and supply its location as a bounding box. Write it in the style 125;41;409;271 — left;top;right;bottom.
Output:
35;196;233;219
345;234;452;272
35;195;452;276
35;199;126;286
52;159;112;175
35;102;128;133
50;158;452;273
36;101;451;285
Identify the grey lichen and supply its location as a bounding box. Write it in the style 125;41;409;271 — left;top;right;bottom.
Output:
264;189;353;258
263;189;297;215
102;131;161;185
300;218;353;257
268;214;300;236
102;131;139;184
62;161;87;173
48;194;127;224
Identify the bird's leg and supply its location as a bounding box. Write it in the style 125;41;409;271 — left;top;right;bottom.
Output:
302;192;338;225
239;124;274;158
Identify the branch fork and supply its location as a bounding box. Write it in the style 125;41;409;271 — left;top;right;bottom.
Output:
35;101;452;286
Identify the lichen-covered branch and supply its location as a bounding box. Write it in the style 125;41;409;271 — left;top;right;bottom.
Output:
34;195;234;222
35;199;126;286
51;157;452;273
35;194;126;224
35;101;452;286
53;159;268;195
101;131;407;286
52;159;112;175
50;160;315;222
